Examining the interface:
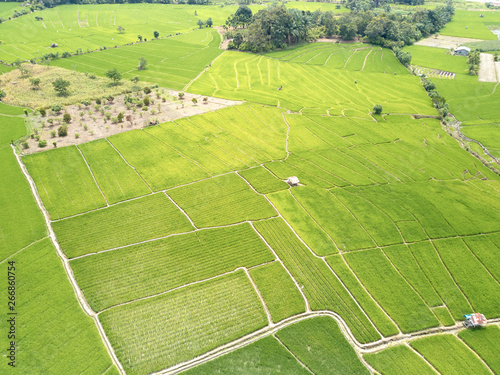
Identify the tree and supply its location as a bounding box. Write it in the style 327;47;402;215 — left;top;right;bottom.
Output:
206;17;213;28
153;30;159;39
373;104;383;115
233;5;253;28
117;112;124;122
117;26;125;34
105;68;122;85
138;34;143;42
197;19;204;29
0;89;5;101
63;113;71;124
143;96;150;106
30;78;41;90
138;57;147;70
52;78;70;96
192;97;198;105
58;125;68;137
178;92;185;100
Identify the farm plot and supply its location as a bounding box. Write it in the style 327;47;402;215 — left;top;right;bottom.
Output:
2;238;116;374
383;245;443;308
276;317;369;375
78;139;151;204
183;335;310;375
238;167;289;194
433;237;500;318
408;241;472;320
149;105;287;175
327;255;400;337
0;147;46;260
249;261;305;323
432;306;455;326
364;345;435;375
459;326;500;374
188;50;434;114
51;28;222;90
410;334;491;375
344;249;439;333
433;73;500;123
0;3;259;63
440;10;500;40
22;145;107;219
108;129;210;191
403;45;468;73
290;187;376;252
268;190;339;256
168;173;277;228
460;123;500;158
463;234;500;282
52;193;193;258
99;270;268;375
266;42;407;75
71;223;274;311
254;218;380;344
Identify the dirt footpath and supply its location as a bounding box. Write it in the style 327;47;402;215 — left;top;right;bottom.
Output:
478;53;499;82
415;35;483;49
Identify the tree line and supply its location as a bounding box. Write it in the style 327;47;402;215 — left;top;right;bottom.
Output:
226;1;454;53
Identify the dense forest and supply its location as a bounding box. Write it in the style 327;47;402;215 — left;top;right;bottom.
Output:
226;0;454;52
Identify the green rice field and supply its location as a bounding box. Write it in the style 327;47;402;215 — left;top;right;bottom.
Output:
4;3;500;374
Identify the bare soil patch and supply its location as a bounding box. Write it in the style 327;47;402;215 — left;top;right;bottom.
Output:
22;91;243;154
415;35;483;49
478;52;499;82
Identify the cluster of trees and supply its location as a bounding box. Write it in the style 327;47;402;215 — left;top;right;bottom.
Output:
227;1;454;53
422;78;448;118
467;49;480;75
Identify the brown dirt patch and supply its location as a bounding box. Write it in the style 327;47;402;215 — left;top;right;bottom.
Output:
23;90;243;154
415;35;483;49
478;52;499;82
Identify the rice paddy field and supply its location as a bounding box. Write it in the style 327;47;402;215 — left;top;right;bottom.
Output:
3;2;500;374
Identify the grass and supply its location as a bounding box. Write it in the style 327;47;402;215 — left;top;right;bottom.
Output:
364;345;435;375
459;326;500;374
184;335;310;375
276;317;370;375
53;192;193;258
249;261;305;323
327;255;400;337
440;10;499;40
0;238;115;374
188;49;434;114
51;28;223;90
78;139;151;204
168;173;277;228
0;64;146;109
344;248;439;333
254;218;380;344
238;166;289;194
410;334;491;375
99;270;268;375
22;145;107;219
71;223;274;311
